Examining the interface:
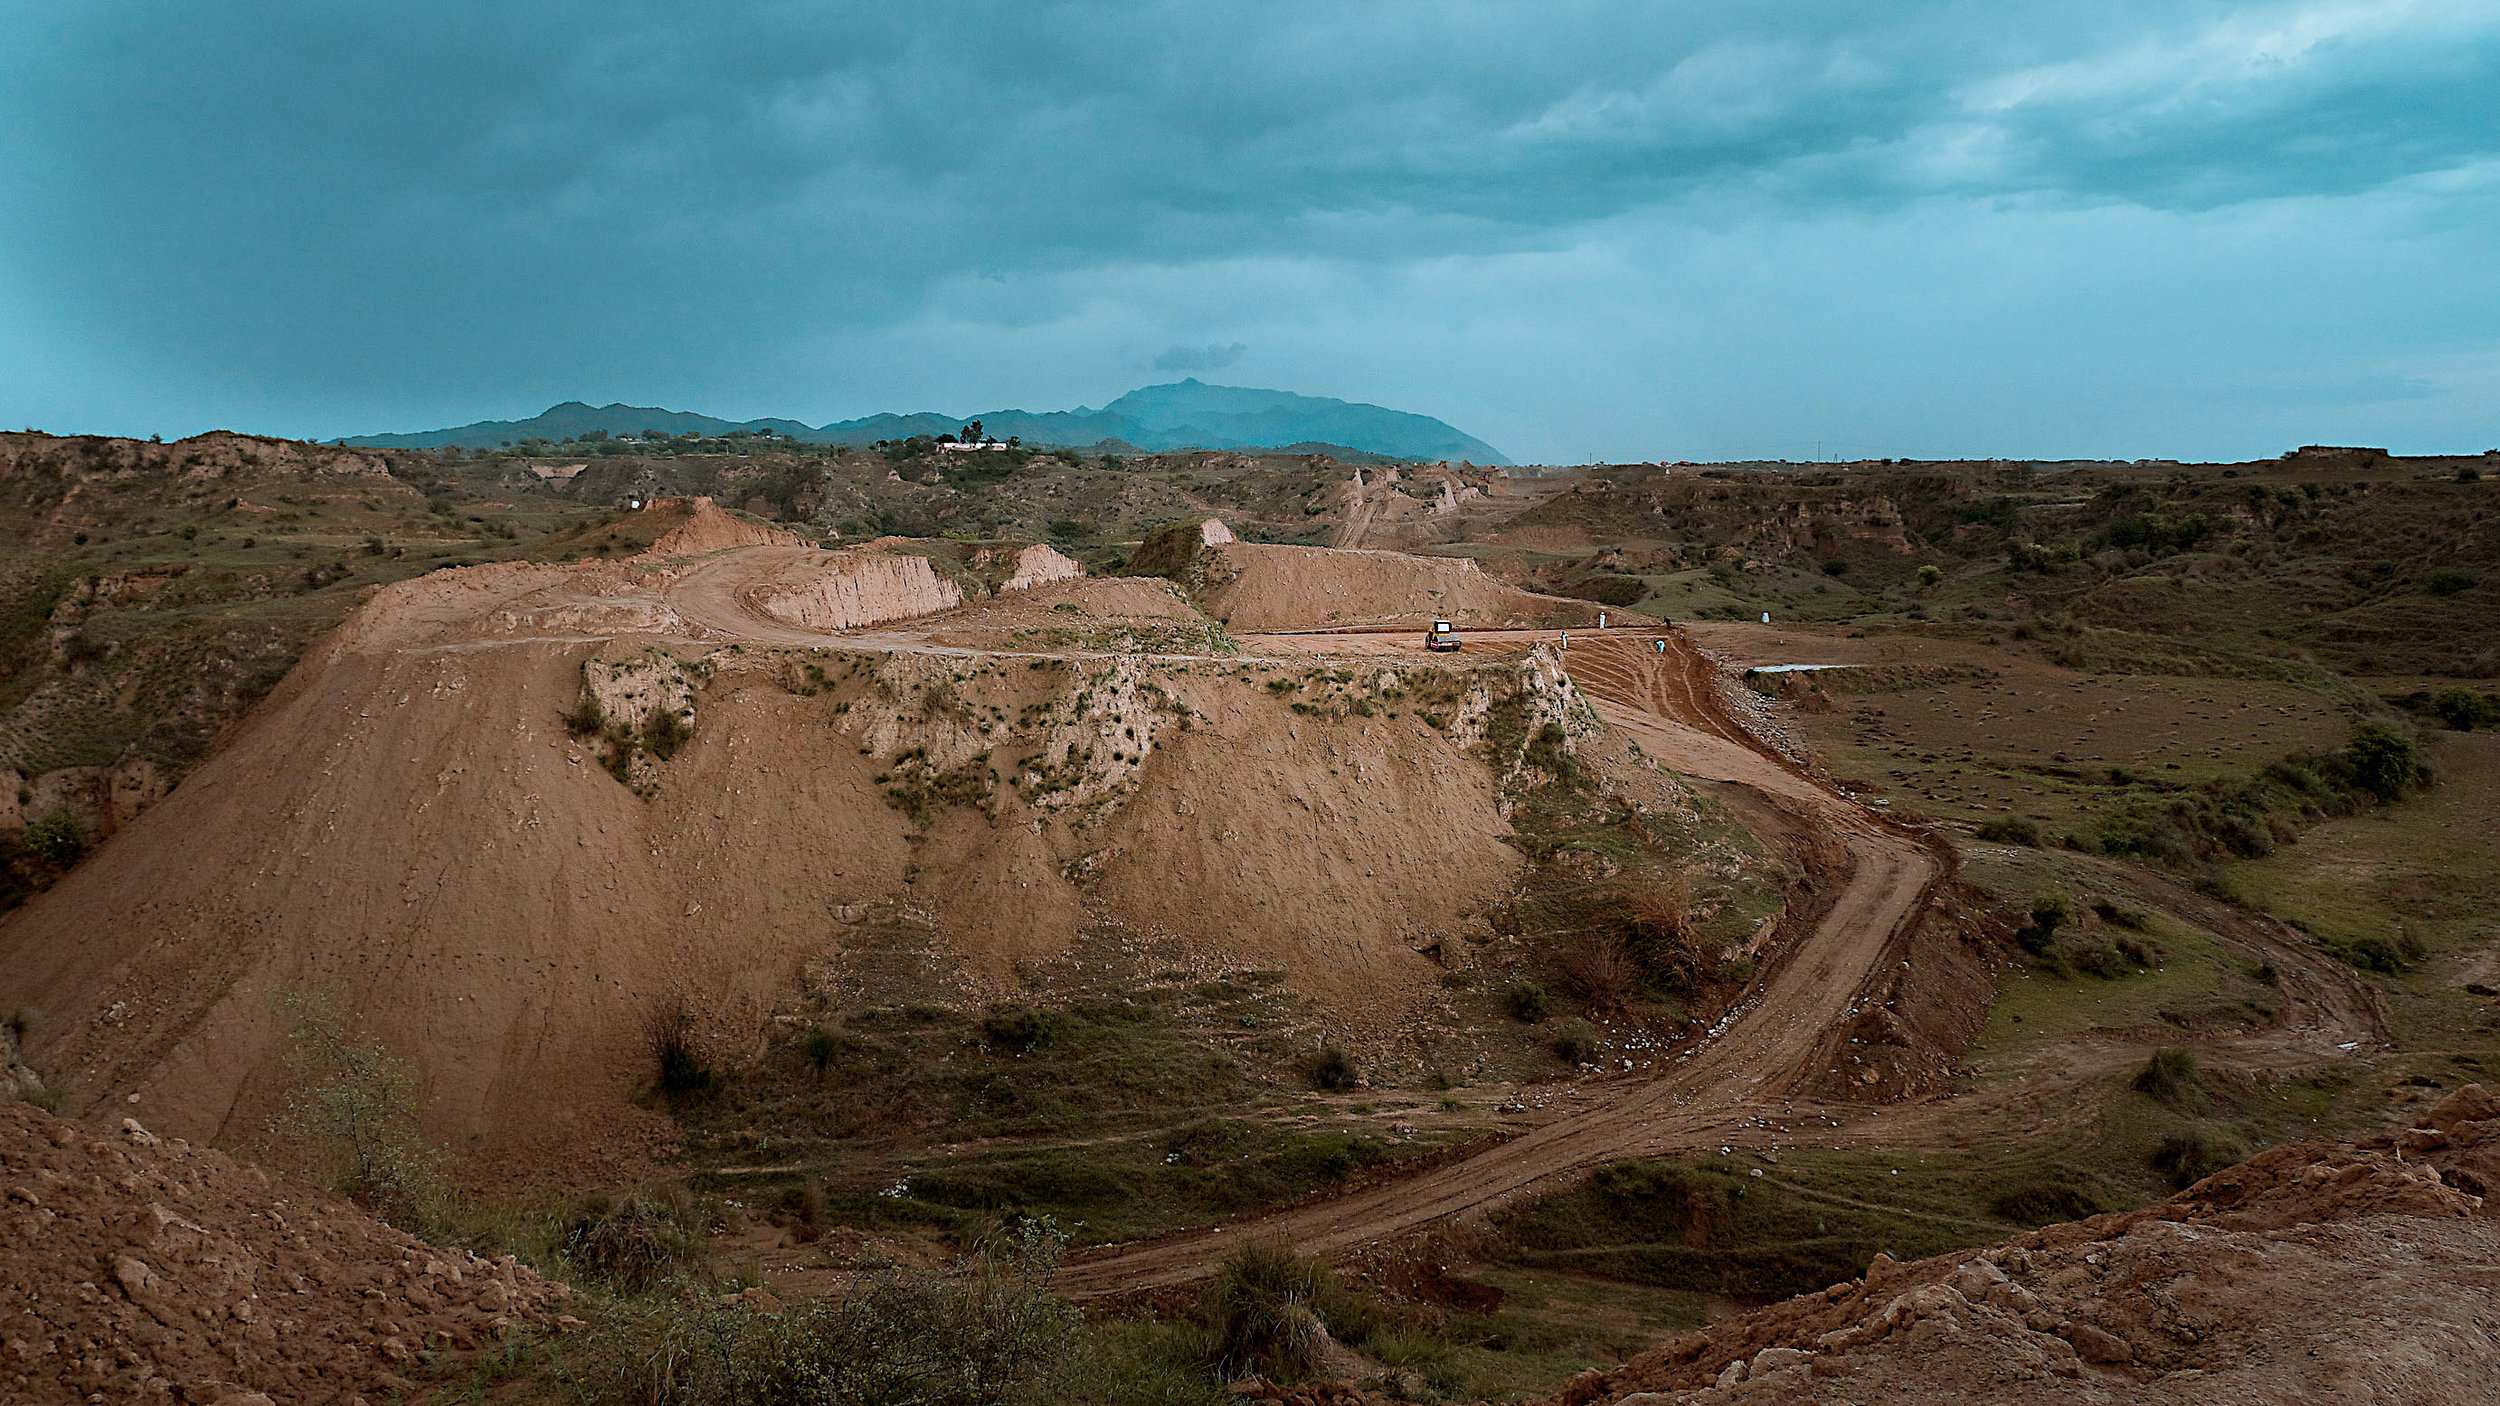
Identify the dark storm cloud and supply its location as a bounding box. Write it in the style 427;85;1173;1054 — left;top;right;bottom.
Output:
2;1;2496;455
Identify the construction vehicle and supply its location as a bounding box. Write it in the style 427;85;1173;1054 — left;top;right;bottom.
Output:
1425;619;1461;652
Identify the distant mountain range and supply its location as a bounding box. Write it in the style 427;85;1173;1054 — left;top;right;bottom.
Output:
344;380;1510;464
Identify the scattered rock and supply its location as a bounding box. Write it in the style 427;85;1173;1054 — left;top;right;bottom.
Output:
0;1101;565;1405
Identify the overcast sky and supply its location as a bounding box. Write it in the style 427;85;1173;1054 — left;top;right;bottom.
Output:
4;1;2496;463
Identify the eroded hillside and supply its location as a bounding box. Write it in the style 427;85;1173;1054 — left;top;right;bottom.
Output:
0;523;1681;1190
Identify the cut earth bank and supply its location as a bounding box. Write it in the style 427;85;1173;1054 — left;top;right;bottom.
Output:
0;514;1671;1190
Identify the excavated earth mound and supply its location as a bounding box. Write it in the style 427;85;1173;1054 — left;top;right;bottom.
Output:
1001;543;1085;592
0;1101;567;1406
1131;518;1605;631
1550;1085;2500;1405
741;546;965;629
639;496;803;556
0;550;1582;1184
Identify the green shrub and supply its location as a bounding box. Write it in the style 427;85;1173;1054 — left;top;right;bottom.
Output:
1504;981;1551;1024
2334;724;2422;801
2428;687;2500;732
2331;932;2419;974
2091;900;2149;930
1991;1181;2104;1225
2133;1048;2203;1110
1915;565;1943;589
1975;818;2040;846
1202;1239;1331;1381
645;1001;715;1098
21;809;83;870
2068;941;2129;980
1308;1046;1362;1092
983;1005;1069;1055
585;1219;1073;1404
802;1025;841;1073
642;704;692;761
561;694;606;738
2012;889;2070;956
1551;1021;1600;1066
2424;568;2478;596
2151;1127;2247;1188
274;992;446;1235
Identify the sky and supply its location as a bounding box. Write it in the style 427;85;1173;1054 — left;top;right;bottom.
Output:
3;1;2496;464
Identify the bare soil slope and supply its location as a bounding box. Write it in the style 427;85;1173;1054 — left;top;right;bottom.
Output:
0;550;1557;1185
1;1101;568;1405
1133;519;1606;631
639;495;803;556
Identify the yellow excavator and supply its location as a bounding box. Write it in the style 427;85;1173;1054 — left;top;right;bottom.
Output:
1425;619;1461;652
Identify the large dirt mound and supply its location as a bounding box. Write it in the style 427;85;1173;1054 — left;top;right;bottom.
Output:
0;1101;567;1405
1131;518;1602;631
1552;1085;2500;1405
0;552;1572;1183
640;496;804;556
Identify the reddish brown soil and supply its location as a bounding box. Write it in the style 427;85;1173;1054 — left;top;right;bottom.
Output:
0;1101;567;1406
0;548;1539;1187
1547;1086;2500;1405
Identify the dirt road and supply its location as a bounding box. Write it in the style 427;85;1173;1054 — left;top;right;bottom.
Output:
1054;631;1945;1299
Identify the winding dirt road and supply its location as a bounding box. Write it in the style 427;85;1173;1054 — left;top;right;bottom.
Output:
636;559;1957;1291
641;557;2381;1300
1053;632;1945;1299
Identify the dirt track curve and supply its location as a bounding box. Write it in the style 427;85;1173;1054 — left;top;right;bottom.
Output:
636;560;1951;1294
1052;631;1945;1300
642;563;2383;1298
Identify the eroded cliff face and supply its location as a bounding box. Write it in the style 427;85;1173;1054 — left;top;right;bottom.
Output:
744;550;966;629
1001;543;1085;592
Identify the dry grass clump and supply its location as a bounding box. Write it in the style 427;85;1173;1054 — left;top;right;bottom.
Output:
582;1220;1074;1405
2133;1048;2204;1111
1202;1238;1342;1381
643;1000;715;1098
1552;933;1639;1014
565;1191;706;1292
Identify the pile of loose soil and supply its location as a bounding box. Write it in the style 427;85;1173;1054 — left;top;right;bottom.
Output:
0;1101;568;1405
1206;544;1599;632
639;496;802;557
1133;518;1601;631
0;548;1541;1185
1550;1085;2500;1404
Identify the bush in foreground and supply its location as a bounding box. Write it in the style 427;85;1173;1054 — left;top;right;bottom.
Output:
2133;1048;2204;1111
581;1220;1075;1406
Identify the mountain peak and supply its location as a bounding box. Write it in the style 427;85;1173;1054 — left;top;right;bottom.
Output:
348;383;1508;463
